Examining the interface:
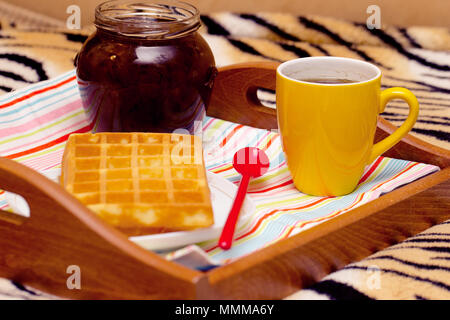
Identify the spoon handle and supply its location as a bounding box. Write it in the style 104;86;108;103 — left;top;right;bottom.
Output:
218;174;251;250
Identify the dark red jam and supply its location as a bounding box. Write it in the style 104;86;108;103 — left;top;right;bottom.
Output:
76;1;216;134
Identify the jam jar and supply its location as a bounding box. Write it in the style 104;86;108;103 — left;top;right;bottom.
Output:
76;0;216;134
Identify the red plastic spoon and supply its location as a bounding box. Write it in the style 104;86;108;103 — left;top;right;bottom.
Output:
218;147;270;250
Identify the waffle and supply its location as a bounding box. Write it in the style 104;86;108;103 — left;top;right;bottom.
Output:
61;132;214;236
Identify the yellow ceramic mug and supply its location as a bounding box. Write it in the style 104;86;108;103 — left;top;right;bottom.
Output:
276;57;419;196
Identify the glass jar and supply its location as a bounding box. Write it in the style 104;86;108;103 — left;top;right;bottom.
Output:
76;0;216;134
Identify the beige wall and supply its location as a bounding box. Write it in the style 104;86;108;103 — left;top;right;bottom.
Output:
6;0;450;28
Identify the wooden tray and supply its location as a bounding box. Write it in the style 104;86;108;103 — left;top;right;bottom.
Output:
0;62;448;299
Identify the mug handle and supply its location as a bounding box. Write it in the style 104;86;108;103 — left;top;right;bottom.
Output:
369;87;419;163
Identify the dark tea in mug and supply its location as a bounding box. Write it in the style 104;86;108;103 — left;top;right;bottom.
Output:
297;78;358;84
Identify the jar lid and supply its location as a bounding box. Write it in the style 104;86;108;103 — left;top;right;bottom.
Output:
95;0;201;39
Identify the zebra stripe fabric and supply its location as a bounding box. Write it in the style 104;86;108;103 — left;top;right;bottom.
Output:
0;13;448;148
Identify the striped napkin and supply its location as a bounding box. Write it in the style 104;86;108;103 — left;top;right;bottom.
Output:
0;70;439;268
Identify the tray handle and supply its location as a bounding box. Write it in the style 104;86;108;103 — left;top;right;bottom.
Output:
207;61;279;129
0;157;206;299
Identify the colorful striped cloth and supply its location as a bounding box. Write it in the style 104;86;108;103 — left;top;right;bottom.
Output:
0;70;440;266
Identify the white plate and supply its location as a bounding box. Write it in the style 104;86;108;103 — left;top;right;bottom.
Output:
5;168;255;251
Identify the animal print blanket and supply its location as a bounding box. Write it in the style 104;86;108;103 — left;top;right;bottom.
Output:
0;5;448;300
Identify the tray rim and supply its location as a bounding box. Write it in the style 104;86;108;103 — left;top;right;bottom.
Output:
0;61;448;300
